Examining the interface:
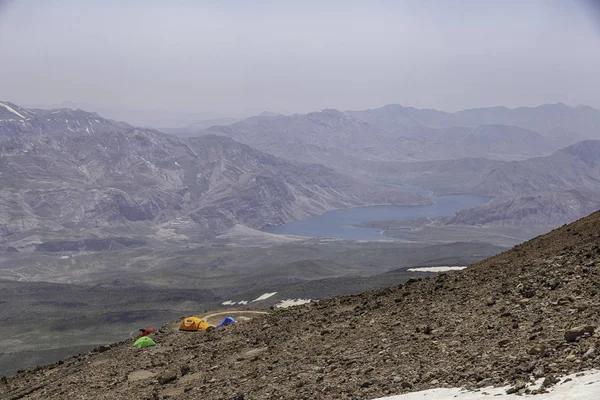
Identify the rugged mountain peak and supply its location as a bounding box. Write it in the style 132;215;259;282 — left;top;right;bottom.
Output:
0;101;131;137
0;101;35;121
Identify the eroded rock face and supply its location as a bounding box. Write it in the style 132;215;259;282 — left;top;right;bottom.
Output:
2;211;600;400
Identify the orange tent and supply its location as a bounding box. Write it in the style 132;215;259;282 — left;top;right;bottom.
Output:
179;317;210;331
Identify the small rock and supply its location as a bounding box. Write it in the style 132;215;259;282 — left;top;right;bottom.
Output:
506;381;526;395
231;393;244;400
582;347;597;360
96;345;110;353
542;375;559;387
564;326;595;343
527;344;546;356
180;364;190;376
400;381;412;389
565;354;578;362
158;371;178;385
244;347;268;357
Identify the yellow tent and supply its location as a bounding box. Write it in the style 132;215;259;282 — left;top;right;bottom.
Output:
179;316;211;331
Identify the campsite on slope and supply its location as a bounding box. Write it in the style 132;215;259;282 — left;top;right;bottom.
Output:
2;209;600;399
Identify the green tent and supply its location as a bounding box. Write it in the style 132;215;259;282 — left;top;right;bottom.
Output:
133;336;156;349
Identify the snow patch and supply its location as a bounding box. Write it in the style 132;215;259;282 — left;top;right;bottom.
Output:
252;292;277;302
372;370;600;400
275;299;311;308
407;266;467;273
221;300;250;306
0;102;27;119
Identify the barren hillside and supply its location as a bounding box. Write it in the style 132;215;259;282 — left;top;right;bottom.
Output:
2;210;600;399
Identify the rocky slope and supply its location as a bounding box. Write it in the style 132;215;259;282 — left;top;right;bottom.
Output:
2;210;599;399
445;141;600;226
0;128;426;243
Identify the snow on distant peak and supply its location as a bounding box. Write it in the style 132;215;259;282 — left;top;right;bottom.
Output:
252;292;277;302
0;102;27;120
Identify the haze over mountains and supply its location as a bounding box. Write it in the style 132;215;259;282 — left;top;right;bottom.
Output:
199;102;600;229
203;103;600;169
0;101;427;248
3;100;600;241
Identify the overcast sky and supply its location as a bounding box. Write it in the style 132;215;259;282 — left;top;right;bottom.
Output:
1;0;599;125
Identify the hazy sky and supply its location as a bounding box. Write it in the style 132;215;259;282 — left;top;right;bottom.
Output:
1;0;599;124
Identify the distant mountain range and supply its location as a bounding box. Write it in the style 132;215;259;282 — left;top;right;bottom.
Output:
3;100;600;234
199;103;600;228
202;103;600;171
0;101;427;246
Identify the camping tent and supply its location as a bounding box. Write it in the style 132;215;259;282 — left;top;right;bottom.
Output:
217;316;236;327
133;336;156;349
179;316;210;331
138;328;156;337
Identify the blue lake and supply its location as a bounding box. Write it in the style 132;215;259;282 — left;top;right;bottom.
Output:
262;190;489;241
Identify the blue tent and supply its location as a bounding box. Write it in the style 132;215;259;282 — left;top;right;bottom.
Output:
217;316;236;327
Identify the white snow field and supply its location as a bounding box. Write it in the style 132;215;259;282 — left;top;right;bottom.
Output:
407;266;468;272
372;370;600;400
252;292;278;302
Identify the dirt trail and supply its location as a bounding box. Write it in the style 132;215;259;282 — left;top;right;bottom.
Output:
202;310;269;326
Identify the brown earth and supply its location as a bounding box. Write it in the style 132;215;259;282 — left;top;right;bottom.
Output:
2;212;600;399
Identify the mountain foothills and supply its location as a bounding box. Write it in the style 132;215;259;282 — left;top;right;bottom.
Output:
2;209;600;399
0;101;427;247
